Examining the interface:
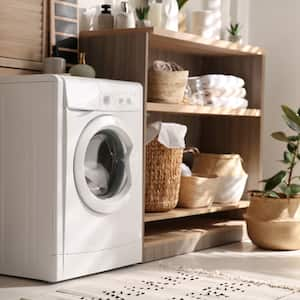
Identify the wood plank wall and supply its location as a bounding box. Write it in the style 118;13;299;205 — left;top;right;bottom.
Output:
0;0;47;74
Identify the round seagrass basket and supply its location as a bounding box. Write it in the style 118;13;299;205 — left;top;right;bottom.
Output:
145;138;183;212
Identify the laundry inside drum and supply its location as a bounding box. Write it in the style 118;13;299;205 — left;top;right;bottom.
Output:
84;129;127;199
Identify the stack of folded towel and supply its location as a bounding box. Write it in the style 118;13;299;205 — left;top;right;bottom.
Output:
190;74;248;109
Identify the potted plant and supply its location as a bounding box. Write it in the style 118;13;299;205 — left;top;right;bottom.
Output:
136;6;151;28
177;0;189;32
227;22;242;44
246;105;300;250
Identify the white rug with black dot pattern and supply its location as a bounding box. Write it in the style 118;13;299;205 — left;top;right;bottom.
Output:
21;264;300;300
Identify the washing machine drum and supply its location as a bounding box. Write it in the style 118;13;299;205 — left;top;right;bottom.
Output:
74;116;133;214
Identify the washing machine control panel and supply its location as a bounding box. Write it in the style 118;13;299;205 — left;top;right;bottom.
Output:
64;77;143;112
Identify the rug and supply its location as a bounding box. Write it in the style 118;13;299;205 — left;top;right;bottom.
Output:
21;264;300;300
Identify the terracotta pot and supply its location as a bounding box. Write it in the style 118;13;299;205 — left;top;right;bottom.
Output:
245;195;300;250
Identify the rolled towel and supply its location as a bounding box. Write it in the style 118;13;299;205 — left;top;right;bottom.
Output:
198;75;245;89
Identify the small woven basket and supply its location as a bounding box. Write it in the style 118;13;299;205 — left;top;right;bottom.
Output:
148;70;189;104
178;174;220;208
145;138;183;212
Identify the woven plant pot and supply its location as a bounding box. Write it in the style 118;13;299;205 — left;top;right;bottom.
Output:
145;138;183;212
148;70;189;104
245;195;300;250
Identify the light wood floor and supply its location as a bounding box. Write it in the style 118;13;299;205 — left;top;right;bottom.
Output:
1;241;300;300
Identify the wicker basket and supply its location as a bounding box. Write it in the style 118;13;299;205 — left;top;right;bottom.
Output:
145;138;183;212
148;70;189;104
191;151;246;177
178;174;220;208
185;148;248;204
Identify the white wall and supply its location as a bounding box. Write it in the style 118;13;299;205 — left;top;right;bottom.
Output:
248;0;300;178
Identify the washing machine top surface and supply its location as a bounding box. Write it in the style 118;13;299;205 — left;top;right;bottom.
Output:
62;76;143;112
0;74;143;112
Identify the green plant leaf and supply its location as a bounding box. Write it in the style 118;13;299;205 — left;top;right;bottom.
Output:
298;108;300;117
177;0;189;10
284;151;293;163
289;184;300;196
283;115;300;132
263;170;287;191
264;191;281;198
271;131;289;142
282;105;300;133
288;135;300;142
135;6;150;20
287;142;297;153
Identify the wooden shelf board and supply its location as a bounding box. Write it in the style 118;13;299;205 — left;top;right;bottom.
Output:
147;102;261;117
80;28;264;57
151;28;264;56
144;219;245;262
144;201;249;223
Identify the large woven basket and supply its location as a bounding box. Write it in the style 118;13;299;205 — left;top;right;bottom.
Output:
145;138;183;212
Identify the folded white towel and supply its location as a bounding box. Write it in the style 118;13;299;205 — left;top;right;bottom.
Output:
208;97;248;109
204;87;246;99
197;75;245;89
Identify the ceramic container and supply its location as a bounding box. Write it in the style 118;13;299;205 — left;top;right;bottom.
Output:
148;1;162;28
43;57;66;74
115;1;135;29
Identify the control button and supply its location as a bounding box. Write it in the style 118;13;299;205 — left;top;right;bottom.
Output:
119;98;125;104
126;97;132;105
103;95;110;104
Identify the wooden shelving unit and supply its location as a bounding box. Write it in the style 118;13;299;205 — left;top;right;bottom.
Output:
80;28;264;262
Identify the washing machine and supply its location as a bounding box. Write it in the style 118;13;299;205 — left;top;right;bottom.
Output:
0;75;144;282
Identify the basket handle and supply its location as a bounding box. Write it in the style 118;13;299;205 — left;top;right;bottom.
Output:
184;147;200;155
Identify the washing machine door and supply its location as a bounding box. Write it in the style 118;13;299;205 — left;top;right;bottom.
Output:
74;115;133;214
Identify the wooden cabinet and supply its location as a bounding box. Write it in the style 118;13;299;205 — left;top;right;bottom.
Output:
80;28;265;262
0;0;47;73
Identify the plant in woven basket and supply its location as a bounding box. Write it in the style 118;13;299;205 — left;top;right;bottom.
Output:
246;106;300;251
252;106;300;199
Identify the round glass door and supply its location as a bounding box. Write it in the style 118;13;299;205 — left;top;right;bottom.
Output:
74;116;132;214
85;130;127;199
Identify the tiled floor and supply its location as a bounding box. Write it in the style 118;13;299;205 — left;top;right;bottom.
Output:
1;241;300;300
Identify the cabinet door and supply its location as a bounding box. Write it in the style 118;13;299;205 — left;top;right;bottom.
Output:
0;0;46;70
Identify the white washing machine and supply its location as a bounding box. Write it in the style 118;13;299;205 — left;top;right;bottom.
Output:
0;75;144;282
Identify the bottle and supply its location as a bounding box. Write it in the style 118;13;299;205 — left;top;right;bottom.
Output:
43;46;66;74
148;0;162;29
115;1;135;29
98;4;114;29
162;0;179;32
